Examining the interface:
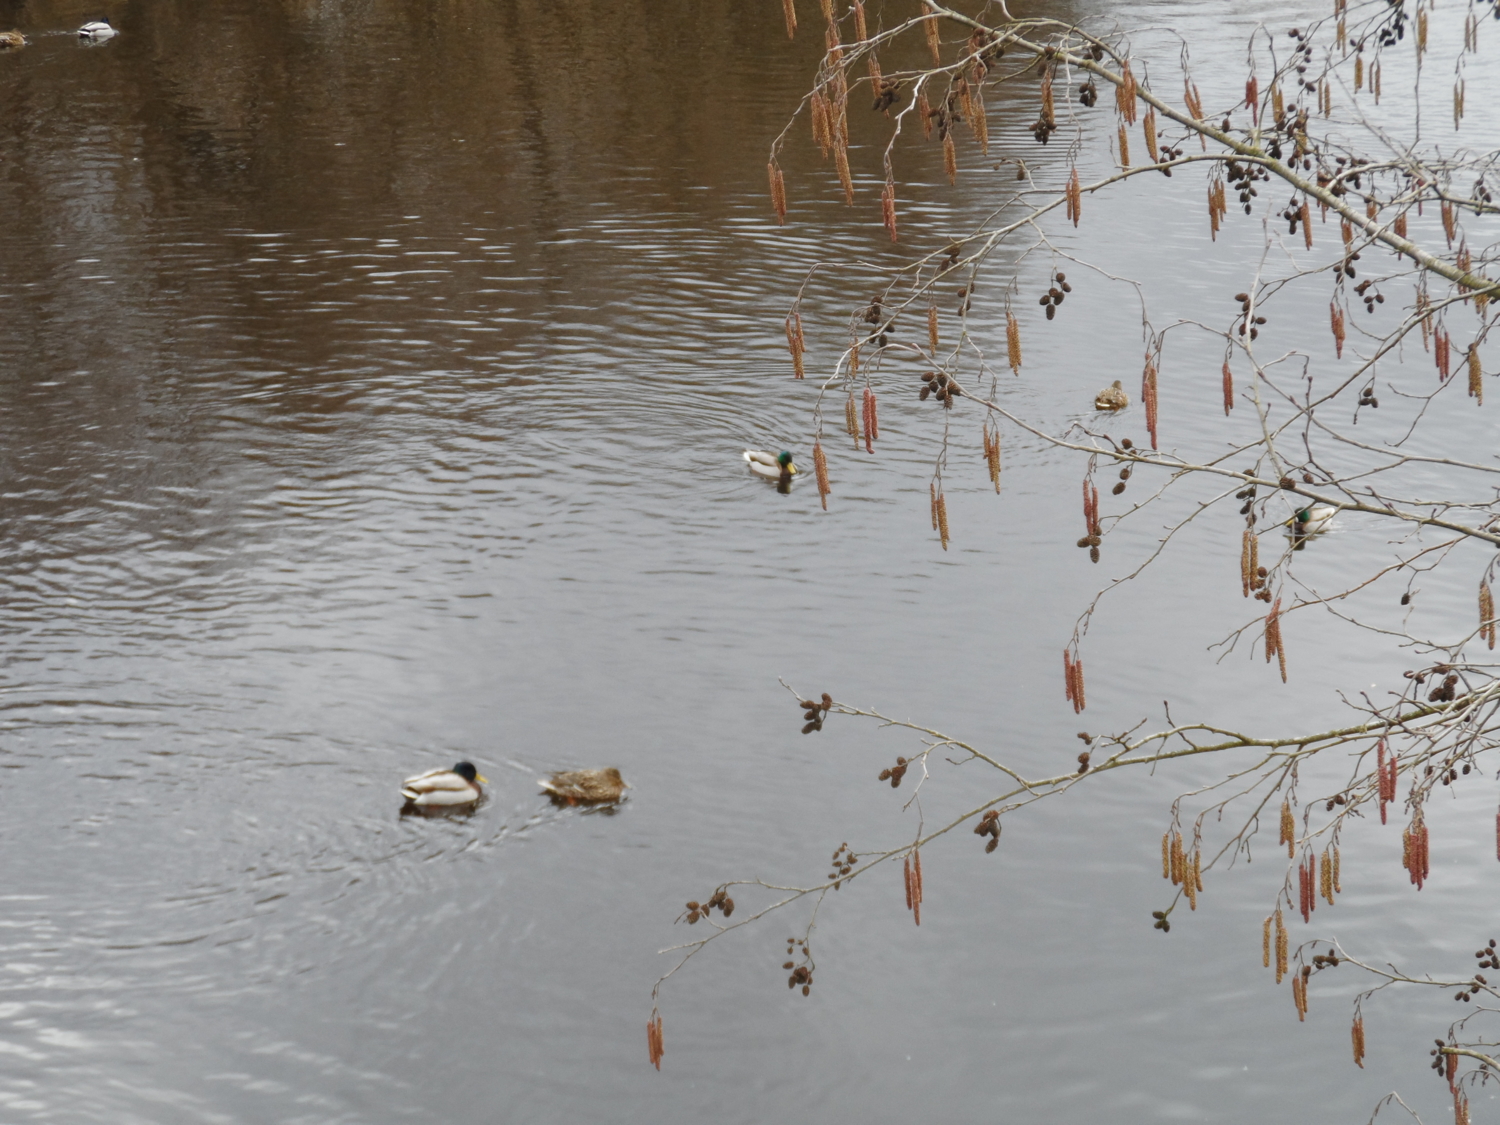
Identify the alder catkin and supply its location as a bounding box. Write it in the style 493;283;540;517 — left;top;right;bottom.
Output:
1142;356;1159;449
1352;1016;1365;1068
1163;832;1172;880
812;440;830;510
1280;799;1295;858
936;491;949;550
922;2;941;64
769;162;788;224
845;393;859;440
1275;909;1288;982
781;0;797;37
785;311;804;379
1300;201;1313;250
1006;311;1022;374
1480;581;1495;648
943;132;957;185
1330;303;1345;358
861;386;877;453
1143;110;1159;163
1469;344;1483;404
1117;61;1138;123
927;306;939;352
1223;361;1234;413
1263;916;1272;968
1117;123;1130;168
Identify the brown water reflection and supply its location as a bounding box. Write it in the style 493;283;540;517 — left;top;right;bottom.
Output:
2;1;1497;1123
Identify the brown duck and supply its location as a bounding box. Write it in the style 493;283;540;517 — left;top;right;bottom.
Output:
1094;380;1129;411
540;767;628;805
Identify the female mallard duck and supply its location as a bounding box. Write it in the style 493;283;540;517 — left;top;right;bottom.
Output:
743;449;798;482
1095;380;1129;411
0;31;28;48
1287;505;1337;535
540;767;628;805
400;761;488;807
78;18;117;39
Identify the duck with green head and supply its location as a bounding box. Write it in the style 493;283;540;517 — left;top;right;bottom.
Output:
743;449;799;483
400;761;488;809
1287;505;1337;535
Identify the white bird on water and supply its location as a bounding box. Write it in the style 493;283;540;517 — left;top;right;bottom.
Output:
78;18;118;40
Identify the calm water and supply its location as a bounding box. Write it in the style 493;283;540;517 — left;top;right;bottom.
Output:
3;1;1499;1121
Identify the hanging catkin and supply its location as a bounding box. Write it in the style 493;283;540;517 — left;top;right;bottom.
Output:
936;491;949;550
785;310;805;378
812;440;830;510
1142;356;1159;449
942;132;958;185
1280;799;1295;857
1274;909;1288;982
1222;361;1234;413
1142;110;1159;163
1006;311;1022;373
781;0;797;37
861;387;878;453
1330;302;1345;358
881;179;898;242
1066;167;1082;227
1469;344;1483;403
769;162;788;224
927;306;939;352
1117;124;1130;168
922;3;941;64
1300;200;1313;250
1351;1015;1366;1068
1117;61;1138;123
1480;581;1495;648
1265;596;1287;682
844;393;859;441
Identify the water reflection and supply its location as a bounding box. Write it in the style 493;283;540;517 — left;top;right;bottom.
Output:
1;0;1494;1123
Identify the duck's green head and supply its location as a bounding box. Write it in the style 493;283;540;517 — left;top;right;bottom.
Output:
453;761;489;784
777;451;793;468
1295;509;1311;522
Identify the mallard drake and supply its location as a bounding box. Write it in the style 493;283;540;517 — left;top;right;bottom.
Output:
540;767;628;805
1095;380;1129;411
78;18;117;39
400;761;488;807
0;31;28;48
1287;505;1337;535
743;449;798;482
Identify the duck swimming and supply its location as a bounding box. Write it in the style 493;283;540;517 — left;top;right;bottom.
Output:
1288;505;1337;535
78;18;117;39
540;767;628;805
743;449;798;482
1094;380;1129;411
400;761;488;808
0;31;28;48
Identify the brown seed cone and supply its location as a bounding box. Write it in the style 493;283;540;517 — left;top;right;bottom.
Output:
1469;345;1483;404
813;440;830;511
769;162;788;225
1006;311;1022;373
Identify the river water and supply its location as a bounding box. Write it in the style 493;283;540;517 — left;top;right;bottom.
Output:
3;0;1499;1122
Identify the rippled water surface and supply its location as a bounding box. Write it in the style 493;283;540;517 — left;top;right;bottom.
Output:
4;0;1500;1121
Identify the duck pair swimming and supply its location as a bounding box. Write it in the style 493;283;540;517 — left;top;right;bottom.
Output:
399;762;628;809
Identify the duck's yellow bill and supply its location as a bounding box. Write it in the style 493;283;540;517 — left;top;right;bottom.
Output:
477;774;491;784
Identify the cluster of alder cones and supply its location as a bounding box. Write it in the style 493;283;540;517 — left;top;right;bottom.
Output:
798;693;832;734
680;889;735;925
